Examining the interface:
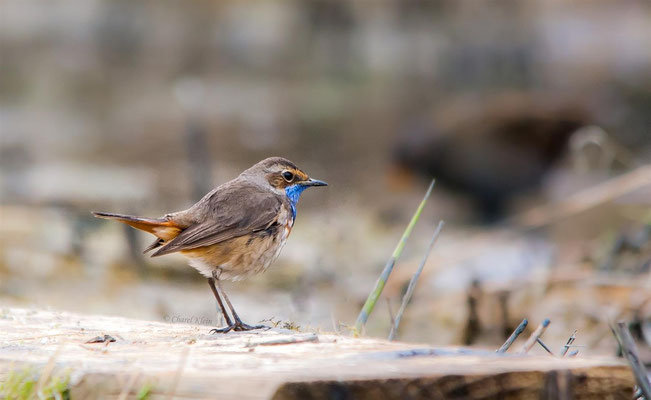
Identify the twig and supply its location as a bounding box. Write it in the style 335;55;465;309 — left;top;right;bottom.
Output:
515;164;651;229
518;318;550;354
354;179;435;336
355;347;493;361
560;330;577;356
386;298;395;328
244;333;319;347
536;338;554;355
388;220;445;341
612;321;651;399
330;313;340;335
497;318;528;353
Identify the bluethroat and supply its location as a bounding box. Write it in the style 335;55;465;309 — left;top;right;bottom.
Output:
93;157;327;333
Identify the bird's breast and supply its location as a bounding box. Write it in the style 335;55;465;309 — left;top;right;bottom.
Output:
184;204;295;281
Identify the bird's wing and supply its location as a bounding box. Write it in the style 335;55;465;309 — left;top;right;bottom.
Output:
150;183;283;257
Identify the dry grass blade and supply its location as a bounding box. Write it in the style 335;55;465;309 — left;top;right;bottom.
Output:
386;298;395;328
536;338;554;355
612;321;651;399
497;318;528;353
516;164;651;229
354;179;435;336
388;220;444;341
518;319;550;354
245;333;318;347
560;330;577;357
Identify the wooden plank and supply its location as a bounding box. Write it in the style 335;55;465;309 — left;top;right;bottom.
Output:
0;308;634;399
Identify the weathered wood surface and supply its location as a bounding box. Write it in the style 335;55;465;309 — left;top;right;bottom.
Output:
0;308;634;399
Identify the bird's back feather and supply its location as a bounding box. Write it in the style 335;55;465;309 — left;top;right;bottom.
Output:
150;180;286;257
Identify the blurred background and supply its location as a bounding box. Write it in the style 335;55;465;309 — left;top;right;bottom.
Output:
1;0;650;356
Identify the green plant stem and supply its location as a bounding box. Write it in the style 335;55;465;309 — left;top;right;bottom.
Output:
388;220;444;340
354;179;435;336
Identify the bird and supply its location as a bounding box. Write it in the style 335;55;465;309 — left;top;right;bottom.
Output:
93;157;327;333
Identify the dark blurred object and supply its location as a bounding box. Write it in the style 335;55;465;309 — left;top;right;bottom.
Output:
394;94;588;221
600;223;651;274
462;279;482;345
85;334;117;344
498;290;515;340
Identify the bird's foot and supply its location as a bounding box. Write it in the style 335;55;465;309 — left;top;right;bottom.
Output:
209;325;234;334
233;321;268;331
209;321;269;334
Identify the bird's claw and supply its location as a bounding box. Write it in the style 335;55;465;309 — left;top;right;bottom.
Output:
209;326;234;334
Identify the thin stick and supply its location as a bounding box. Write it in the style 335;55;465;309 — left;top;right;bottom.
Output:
330;313;340;335
245;333;319;347
536;338;554;355
388;220;445;341
612;321;651;399
560;330;577;356
354;180;435;336
515;164;651;229
497;319;528;353
518;318;550;354
386;298;395;328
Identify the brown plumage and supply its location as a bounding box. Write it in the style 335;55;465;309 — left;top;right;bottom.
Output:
93;157;327;332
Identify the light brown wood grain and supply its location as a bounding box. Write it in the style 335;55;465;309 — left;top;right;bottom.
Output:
0;308;634;399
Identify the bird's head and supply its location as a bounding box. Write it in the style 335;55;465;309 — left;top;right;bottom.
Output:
244;157;328;207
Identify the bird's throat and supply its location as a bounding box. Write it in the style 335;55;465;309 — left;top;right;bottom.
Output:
285;184;307;219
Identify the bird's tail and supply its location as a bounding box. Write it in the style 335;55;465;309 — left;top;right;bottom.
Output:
92;212;182;242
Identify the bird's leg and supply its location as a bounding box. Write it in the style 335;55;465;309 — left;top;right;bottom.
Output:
214;279;268;332
207;277;233;328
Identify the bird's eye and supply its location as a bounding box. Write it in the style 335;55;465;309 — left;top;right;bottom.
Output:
282;171;294;182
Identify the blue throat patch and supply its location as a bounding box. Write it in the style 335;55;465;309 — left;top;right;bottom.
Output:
285;184;308;219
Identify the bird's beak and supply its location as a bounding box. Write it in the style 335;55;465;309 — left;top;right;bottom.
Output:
302;178;328;187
